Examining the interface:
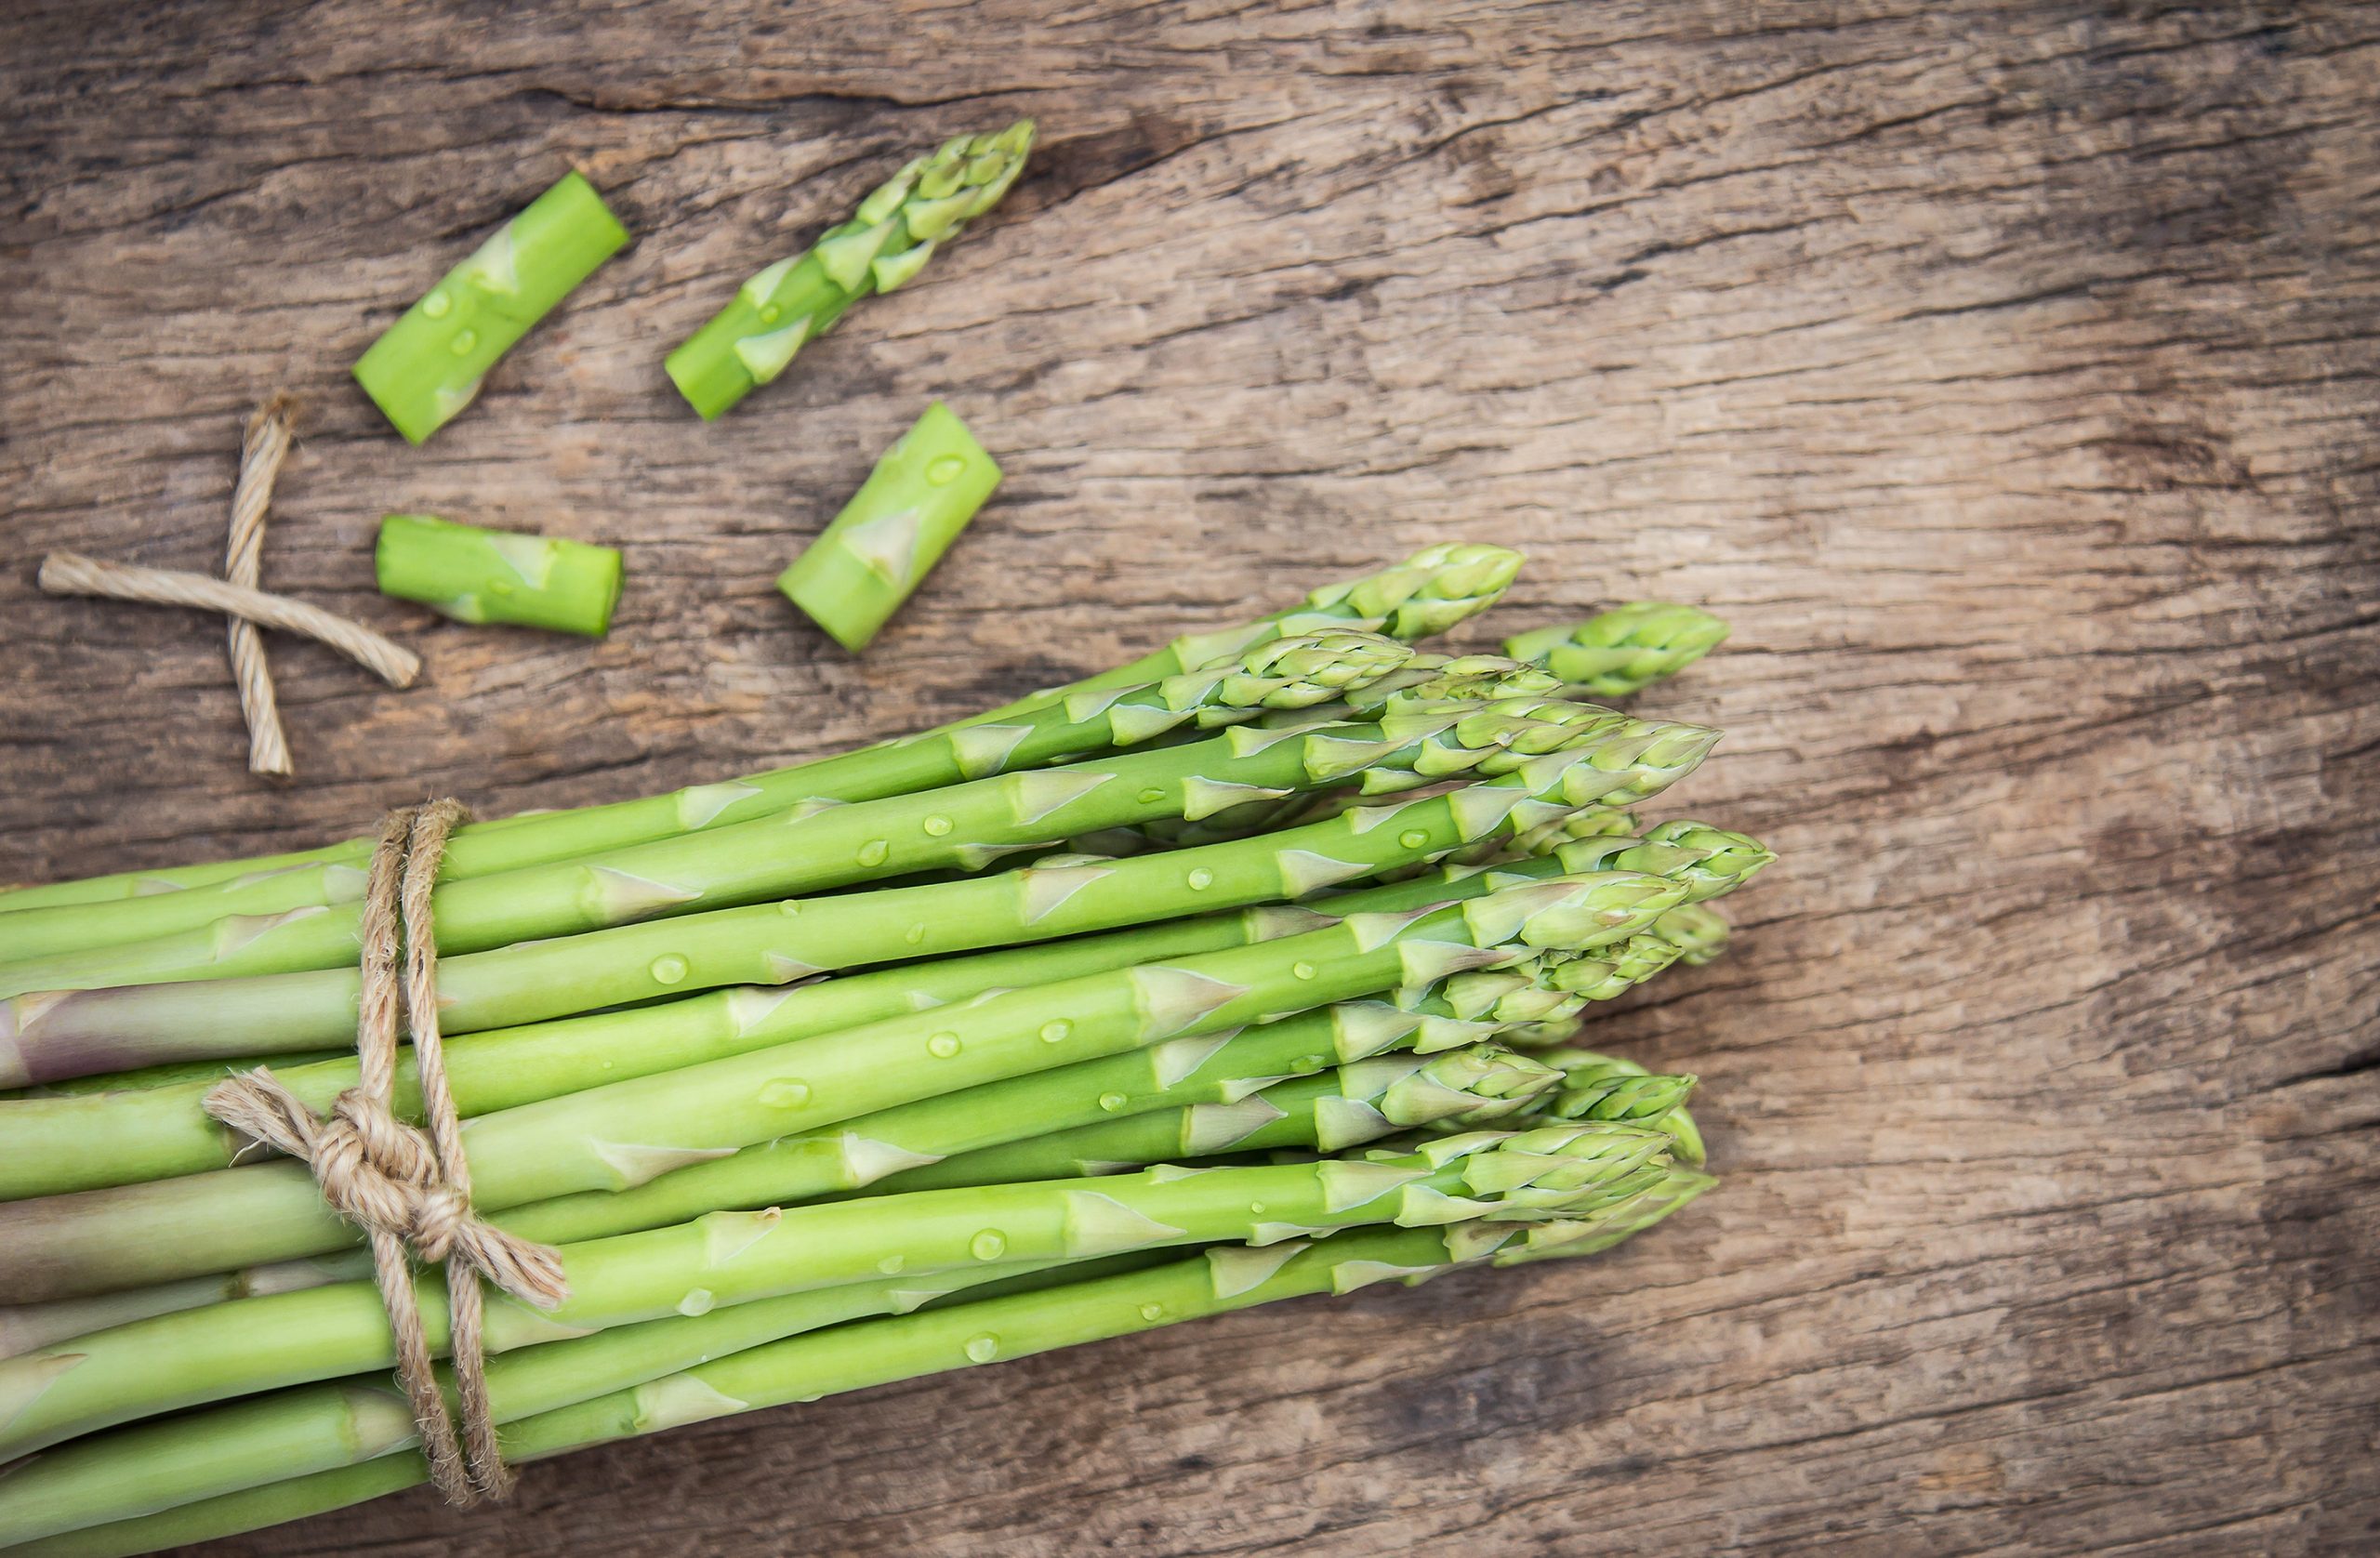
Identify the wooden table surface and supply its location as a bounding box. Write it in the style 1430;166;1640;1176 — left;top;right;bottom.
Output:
6;2;2377;1553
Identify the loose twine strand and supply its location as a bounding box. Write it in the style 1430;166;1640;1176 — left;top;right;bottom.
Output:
37;554;420;689
204;800;566;1505
225;395;298;776
36;392;422;778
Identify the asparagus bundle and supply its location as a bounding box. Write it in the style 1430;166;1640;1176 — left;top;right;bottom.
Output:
0;548;1757;1553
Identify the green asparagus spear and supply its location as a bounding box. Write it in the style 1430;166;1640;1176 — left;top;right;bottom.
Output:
374;514;624;637
0;1120;1676;1460
0;871;1690;1306
0;707;1718;1089
778;403;1001;652
0;627;1411;969
352;171;628;444
1503;602;1730;699
0;813;1765;1198
0;825;1765;1357
875;1045;1573;1193
0;947;1614;1351
668;123;1033;419
0;543;1519;928
5;1168;1710;1557
12;666;1510;995
497;976;1572;1246
0;1252;1113;1547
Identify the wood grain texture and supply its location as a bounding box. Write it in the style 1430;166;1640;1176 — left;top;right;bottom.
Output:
4;0;2377;1552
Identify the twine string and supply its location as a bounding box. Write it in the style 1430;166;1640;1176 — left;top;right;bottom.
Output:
38;552;420;688
204;800;563;1505
224;396;299;776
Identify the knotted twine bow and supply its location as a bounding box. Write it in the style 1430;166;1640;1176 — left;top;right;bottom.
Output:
203;800;568;1504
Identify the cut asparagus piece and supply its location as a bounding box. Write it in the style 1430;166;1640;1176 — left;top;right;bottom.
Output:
0;543;1519;926
779;403;1001;652
0;813;1765;1199
0;1121;1677;1460
1504;602;1730;699
374;514;624;638
668;122;1033;419
0;871;1692;1306
352;171;628;444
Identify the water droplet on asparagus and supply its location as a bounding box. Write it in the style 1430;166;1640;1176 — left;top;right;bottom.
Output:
1186;868;1214;890
970;1231;1007;1261
450;327;478;355
964;1333;1000;1363
760;304;781;324
1292;961;1317;980
925;455;968;485
927;1032;961;1058
1399;828;1430;848
421;289;452;319
649;955;689;984
760;1078;811;1108
857;839;891;866
877;1254;906;1274
905;923;928;944
922;814;953;837
1138;786;1165;803
1139;1302;1164;1321
677;1288;716;1316
1040;1020;1072;1043
1098;1091;1127;1113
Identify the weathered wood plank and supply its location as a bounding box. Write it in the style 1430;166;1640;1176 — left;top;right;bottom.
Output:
2;0;2375;1553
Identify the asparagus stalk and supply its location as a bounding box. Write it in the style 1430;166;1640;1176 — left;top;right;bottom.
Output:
352;171;629;444
0;826;1765;1353
11;667;1511;994
1503;602;1730;699
0;1120;1677;1459
496;976;1575;1247
0;542;1520;926
0;706;1718;1090
0;812;1765;1198
952;541;1526;730
874;1045;1575;1193
374;514;625;638
0;949;1590;1353
668;123;1034;420
0;1252;1118;1547
0;870;1691;1305
0;626;1411;968
7;1163;1707;1558
778;403;1001;652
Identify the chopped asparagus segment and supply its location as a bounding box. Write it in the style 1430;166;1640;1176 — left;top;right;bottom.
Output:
667;121;1033;419
375;514;624;638
352;172;628;444
778;403;1001;652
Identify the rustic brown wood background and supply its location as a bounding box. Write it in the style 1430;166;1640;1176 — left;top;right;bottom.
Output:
5;0;2377;1552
